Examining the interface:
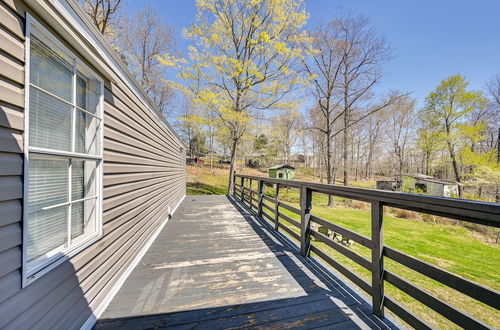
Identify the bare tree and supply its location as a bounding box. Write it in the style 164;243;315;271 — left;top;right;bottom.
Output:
382;93;416;187
302;21;343;205
272;110;301;164
364;114;383;179
486;75;500;107
81;2;177;116
204;109;218;171
297;122;310;168
334;15;393;186
80;0;124;41
121;7;176;116
303;15;400;204
176;98;203;159
351;124;367;181
416;118;441;177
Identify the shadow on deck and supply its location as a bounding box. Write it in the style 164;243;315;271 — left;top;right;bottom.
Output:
96;195;401;329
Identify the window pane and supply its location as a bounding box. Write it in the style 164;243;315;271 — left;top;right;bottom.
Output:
72;159;97;201
76;75;86;109
28;155;69;212
77;65;101;114
86;79;101;114
29;87;72;151
75;109;100;155
30;37;72;102
71;202;84;239
27;205;68;263
71;199;96;240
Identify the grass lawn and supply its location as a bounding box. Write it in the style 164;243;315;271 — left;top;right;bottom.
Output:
186;166;229;194
187;165;500;328
186;164;265;195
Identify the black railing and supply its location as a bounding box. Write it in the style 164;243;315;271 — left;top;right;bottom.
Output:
233;174;500;329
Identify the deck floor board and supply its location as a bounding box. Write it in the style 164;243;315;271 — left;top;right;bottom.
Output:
96;195;401;329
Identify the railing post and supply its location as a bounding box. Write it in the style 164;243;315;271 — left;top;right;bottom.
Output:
249;179;253;208
274;183;280;231
240;177;245;203
300;185;312;257
371;201;385;317
232;173;236;197
257;180;264;217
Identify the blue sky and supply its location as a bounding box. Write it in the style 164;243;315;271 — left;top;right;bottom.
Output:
128;0;500;108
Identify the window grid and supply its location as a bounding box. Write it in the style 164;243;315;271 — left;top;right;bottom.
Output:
24;16;104;284
68;57;76;250
29;83;102;120
28;50;101;249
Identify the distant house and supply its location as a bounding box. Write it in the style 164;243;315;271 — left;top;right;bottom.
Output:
0;1;185;328
376;174;458;197
269;164;295;180
376;180;400;191
407;174;459;197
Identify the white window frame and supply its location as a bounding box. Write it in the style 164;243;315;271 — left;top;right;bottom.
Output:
22;14;104;287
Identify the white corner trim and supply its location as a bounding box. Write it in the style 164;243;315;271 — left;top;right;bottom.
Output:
80;194;186;330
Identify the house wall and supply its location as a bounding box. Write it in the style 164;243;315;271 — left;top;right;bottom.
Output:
0;0;185;328
376;181;397;191
428;182;445;196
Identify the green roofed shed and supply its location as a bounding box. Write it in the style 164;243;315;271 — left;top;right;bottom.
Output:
269;164;295;180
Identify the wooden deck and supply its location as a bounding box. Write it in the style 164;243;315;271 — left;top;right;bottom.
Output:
96;195;401;329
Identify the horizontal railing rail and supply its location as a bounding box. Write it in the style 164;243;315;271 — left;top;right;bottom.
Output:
233;173;500;329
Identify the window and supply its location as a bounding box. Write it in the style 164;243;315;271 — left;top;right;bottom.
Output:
23;17;103;285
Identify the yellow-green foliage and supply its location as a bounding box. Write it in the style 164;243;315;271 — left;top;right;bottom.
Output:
421;75;491;193
160;0;312;190
401;176;415;193
168;0;311;118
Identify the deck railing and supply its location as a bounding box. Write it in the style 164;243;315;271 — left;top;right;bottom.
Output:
233;173;500;329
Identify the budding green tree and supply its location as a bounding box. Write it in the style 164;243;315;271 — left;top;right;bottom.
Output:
163;0;310;193
422;75;487;197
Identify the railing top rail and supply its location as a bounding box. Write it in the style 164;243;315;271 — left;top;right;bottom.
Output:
234;174;500;227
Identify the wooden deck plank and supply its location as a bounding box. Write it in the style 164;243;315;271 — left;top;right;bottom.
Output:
96;195;401;329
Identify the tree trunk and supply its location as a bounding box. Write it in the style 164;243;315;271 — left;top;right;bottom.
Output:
443;119;462;197
227;139;238;195
446;139;462;197
396;146;404;190
343;111;349;186
424;151;430;176
326;129;334;207
366;142;374;179
497;126;500;164
319;151;324;183
210;133;214;172
496;127;500;203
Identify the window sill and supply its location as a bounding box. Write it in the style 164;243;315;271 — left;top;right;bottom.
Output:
23;232;101;287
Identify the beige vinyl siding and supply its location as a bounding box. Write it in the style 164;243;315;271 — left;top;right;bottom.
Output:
0;0;186;328
0;0;25;319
